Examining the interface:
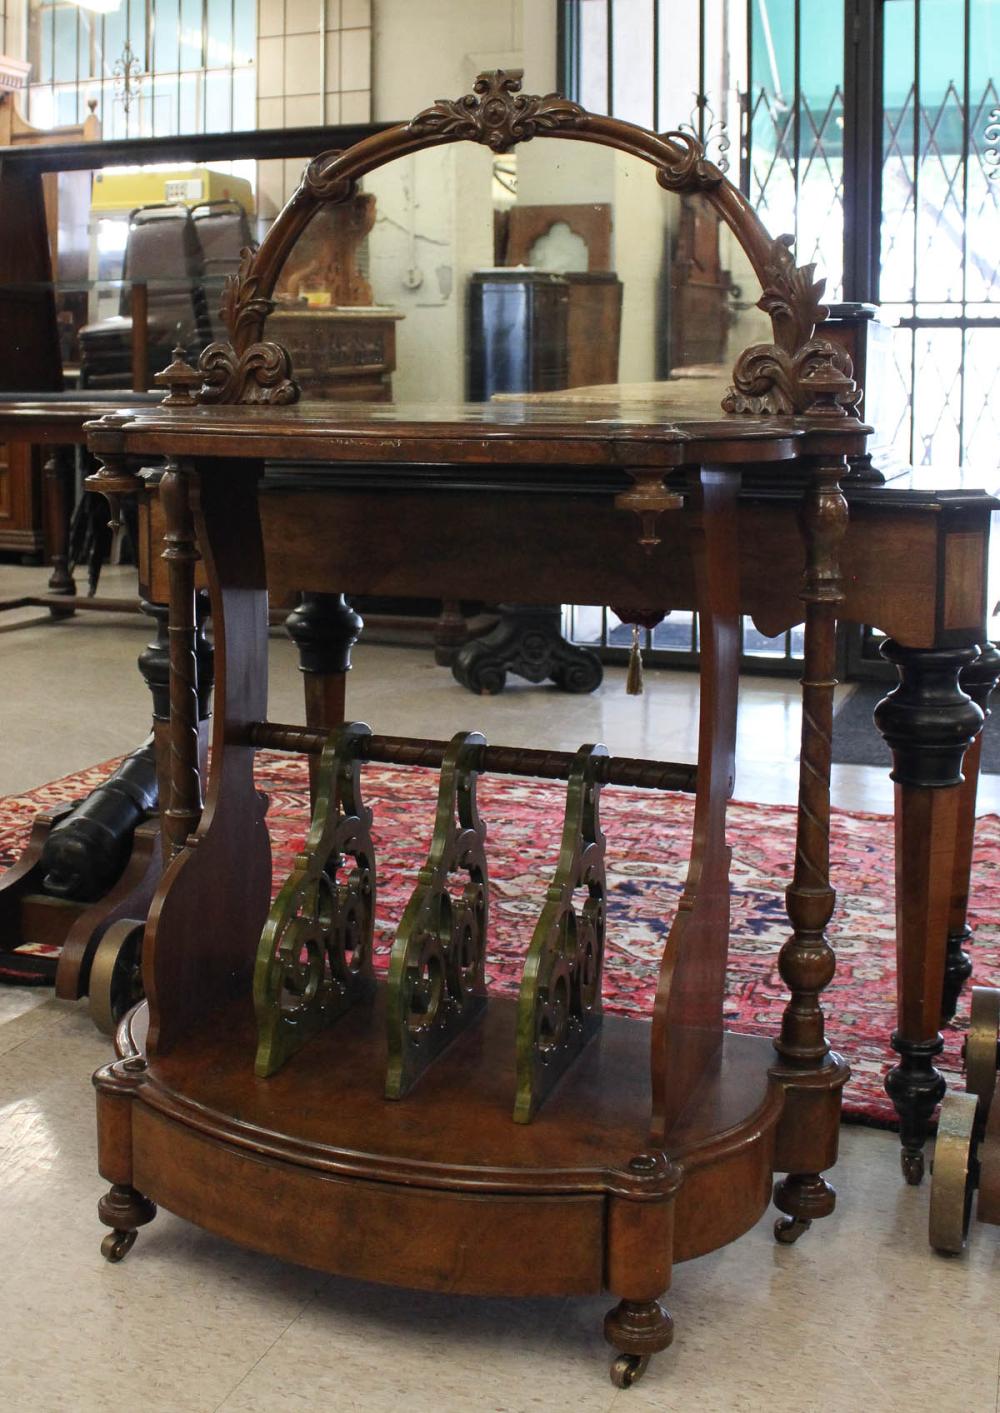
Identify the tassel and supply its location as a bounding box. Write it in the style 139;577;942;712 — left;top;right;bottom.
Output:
626;623;644;696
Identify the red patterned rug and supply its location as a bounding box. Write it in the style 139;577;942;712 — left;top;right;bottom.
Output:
3;751;999;1127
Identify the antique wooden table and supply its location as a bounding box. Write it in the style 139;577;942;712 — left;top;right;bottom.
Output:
42;71;1000;1384
0;391;991;1187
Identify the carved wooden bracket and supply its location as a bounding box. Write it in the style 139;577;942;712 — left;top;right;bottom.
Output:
197;340;299;406
722;235;860;417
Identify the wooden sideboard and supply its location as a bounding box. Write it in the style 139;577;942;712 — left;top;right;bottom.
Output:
266;307;403;401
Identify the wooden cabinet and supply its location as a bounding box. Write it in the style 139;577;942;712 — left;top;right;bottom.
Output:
0;440;43;559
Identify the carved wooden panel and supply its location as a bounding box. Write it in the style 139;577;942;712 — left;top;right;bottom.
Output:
503;203;613;270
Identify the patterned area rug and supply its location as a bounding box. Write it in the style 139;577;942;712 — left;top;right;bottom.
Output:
3;751;999;1127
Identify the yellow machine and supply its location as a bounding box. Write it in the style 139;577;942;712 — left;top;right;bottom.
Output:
90;165;255;215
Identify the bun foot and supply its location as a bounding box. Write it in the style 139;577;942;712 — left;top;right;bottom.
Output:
604;1297;672;1389
101;1228;137;1263
774;1215;812;1245
901;1149;925;1186
610;1353;650;1389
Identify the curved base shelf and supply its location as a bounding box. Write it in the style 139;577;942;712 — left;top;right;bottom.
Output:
96;994;813;1301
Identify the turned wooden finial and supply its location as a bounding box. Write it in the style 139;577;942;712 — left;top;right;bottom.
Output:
614;472;683;553
154;347;201;406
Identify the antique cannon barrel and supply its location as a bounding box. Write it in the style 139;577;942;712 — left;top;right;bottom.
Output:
41;741;159;901
244;721;698;793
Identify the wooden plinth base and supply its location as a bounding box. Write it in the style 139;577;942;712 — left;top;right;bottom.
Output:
95;993;840;1381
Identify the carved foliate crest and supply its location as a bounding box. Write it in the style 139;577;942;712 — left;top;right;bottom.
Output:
723;233;860;417
409;68;584;152
197;340;299;406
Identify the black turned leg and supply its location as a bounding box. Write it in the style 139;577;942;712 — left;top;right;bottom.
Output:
451;603;602;695
941;643;1000;1022
285;593;363;803
874;640;984;1183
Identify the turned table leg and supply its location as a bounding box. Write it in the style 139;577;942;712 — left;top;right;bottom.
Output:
874;640;985;1184
771;452;851;1239
941;643;1000;1023
285;592;362;804
160;462;205;857
139;592;213;827
43;445;77;611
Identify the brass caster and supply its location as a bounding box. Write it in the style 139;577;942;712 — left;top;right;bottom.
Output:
610;1353;650;1389
774;1215;811;1245
966;987;1000;1109
89;919;145;1036
901;1148;925;1186
101;1228;137;1263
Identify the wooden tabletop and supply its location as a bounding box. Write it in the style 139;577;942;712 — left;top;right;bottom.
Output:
86;398;870;470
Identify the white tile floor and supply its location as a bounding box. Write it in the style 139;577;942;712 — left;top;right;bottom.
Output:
0;563;998;1412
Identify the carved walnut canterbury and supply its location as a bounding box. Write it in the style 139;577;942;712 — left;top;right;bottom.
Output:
176;69;858;418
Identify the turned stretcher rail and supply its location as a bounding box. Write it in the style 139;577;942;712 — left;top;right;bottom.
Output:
242;721;698;793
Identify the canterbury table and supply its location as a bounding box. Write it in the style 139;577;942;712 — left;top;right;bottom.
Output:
50;70;1000;1384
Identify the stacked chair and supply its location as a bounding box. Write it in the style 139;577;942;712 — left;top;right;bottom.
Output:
79;200;253;388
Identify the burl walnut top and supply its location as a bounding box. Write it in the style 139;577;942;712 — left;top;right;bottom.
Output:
88;398;868;472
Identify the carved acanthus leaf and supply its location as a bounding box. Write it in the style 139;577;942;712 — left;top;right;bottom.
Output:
655;131;724;193
197;340;300;406
409;68;584;153
722;338;860;417
757;234;829;355
220;247;277;351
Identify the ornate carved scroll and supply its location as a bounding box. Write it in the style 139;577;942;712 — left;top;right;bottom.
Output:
253;721;376;1077
514;744;607;1123
385;731;489;1099
723;234;860;417
409;68;584;152
197;339;298;406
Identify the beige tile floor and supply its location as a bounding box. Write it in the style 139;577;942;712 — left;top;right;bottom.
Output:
1;563;998;1413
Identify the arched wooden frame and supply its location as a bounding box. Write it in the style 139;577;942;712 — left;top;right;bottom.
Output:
182;70;858;418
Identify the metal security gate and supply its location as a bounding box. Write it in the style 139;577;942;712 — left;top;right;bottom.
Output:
876;0;1000;469
558;0;1000;678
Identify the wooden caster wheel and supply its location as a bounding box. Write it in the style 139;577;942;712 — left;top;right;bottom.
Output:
966;987;1000;1110
101;1228;137;1263
89;919;145;1035
610;1353;650;1388
900;1148;925;1186
774;1215;811;1245
929;1091;978;1254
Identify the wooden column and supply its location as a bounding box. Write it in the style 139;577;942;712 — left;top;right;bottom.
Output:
874;639;984;1183
771;451;851;1239
159;461;204;856
43;445;76;606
